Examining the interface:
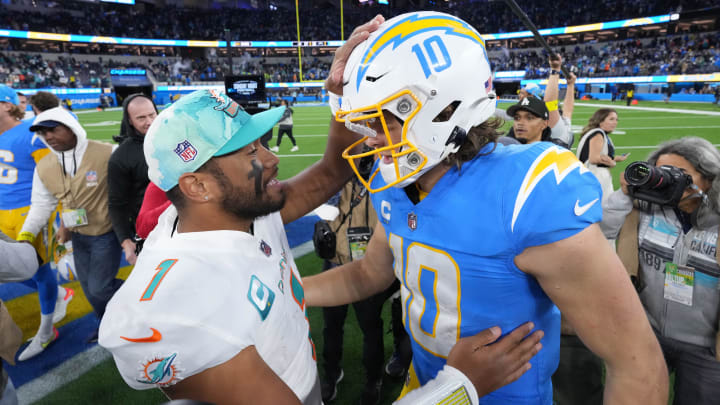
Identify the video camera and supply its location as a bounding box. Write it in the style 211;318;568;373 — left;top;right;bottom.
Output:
624;161;693;206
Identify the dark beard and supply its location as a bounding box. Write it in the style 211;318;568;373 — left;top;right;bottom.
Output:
516;137;528;144
222;184;286;221
210;161;286;221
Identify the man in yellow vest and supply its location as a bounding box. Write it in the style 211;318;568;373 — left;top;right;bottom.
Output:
19;107;122;343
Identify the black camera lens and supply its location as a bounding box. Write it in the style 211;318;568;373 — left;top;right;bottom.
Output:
625;161;670;190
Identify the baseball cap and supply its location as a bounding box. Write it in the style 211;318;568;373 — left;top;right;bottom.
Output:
518;83;544;99
29;120;62;132
506;97;549;120
144;89;286;191
0;85;19;105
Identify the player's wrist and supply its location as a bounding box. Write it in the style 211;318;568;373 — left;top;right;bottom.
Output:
550;69;561;76
17;231;36;244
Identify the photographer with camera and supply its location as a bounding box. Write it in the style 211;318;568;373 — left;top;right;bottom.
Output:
314;148;409;405
600;136;720;405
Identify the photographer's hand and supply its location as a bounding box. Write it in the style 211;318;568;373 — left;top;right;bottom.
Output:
619;174;630;195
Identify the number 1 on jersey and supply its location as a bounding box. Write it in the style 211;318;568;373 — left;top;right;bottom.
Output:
141;259;178;301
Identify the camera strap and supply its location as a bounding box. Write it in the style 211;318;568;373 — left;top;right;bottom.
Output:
332;180;368;234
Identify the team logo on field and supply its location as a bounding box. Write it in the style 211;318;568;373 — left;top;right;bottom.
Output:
85;171;98;187
136;353;183;387
174;140;197;163
260;240;272;257
407;212;417;230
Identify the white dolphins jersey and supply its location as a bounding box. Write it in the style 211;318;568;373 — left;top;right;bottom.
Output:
99;206;317;401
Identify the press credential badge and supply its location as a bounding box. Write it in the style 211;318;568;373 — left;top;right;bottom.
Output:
663;262;694;306
61;208;89;228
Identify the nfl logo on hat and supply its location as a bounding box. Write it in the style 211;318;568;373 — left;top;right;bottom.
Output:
174;140;197;163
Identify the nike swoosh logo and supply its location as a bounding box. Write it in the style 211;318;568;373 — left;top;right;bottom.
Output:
120;328;162;343
574;198;599;216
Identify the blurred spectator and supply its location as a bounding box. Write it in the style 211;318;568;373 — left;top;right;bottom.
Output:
576;108;628;203
543;55;575;149
270;100;298;153
16;91;30;120
107;94;157;266
28;91;60;115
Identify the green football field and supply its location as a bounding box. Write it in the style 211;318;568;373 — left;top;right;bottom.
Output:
31;101;719;404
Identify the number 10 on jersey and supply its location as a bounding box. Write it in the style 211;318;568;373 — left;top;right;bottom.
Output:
389;233;461;358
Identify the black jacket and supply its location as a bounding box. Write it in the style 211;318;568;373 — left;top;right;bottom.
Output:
107;131;149;243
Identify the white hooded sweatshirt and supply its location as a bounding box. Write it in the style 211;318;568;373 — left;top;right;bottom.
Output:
20;107;115;235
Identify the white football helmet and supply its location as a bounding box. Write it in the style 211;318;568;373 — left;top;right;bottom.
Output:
337;11;496;192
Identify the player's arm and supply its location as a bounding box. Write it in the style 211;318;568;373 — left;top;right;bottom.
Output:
279;15;385;225
562;72;576;119
161;345;301;405
305;222;396;307
516;224;669;404
544;54;562;128
17;169;59;242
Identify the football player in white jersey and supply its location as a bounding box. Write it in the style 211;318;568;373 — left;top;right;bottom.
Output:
100;16;543;405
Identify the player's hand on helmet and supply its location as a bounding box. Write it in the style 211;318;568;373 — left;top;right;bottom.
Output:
325;14;385;96
549;54;562;70
446;322;543;397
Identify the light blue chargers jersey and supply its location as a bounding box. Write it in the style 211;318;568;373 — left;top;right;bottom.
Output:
0;121;47;210
370;142;602;404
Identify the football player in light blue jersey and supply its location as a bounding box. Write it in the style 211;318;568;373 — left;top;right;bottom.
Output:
305;11;668;405
0;84;73;361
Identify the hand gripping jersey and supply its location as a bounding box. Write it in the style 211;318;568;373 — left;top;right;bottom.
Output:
371;143;602;404
0;121;47;210
100;206;317;402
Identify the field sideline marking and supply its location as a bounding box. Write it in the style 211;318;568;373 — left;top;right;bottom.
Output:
575;102;720;116
17;345;111;405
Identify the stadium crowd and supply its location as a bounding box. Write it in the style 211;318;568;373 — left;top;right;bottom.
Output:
1;0;717;41
493;31;720;79
0;4;719;405
1;29;719;90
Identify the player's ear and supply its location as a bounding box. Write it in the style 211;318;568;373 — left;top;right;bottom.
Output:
177;173;212;204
